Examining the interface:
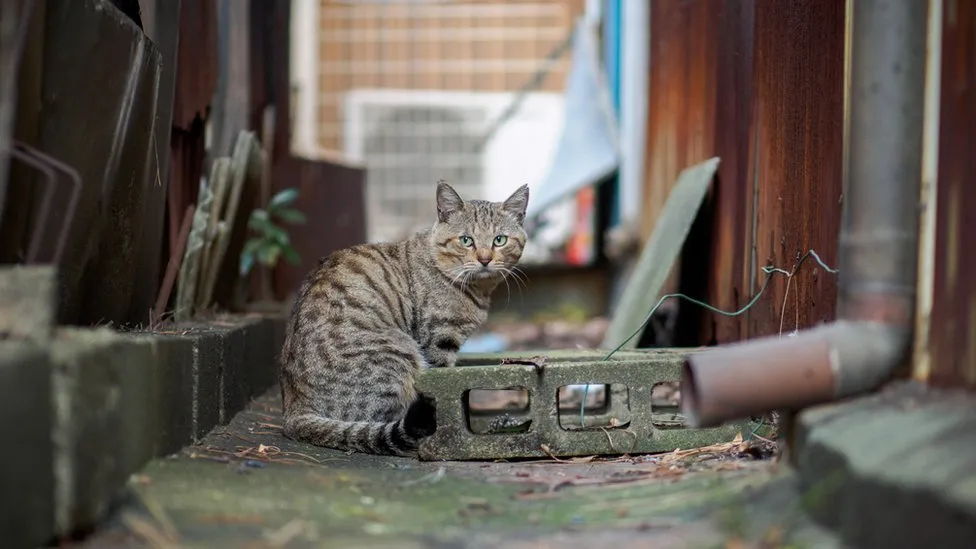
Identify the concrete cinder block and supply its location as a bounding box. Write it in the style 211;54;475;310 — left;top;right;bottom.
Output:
210;319;249;423
50;329;160;534
150;327;224;442
0;266;56;340
166;315;282;439
127;334;196;456
0;343;55;548
211;315;282;422
240;316;278;400
417;349;746;461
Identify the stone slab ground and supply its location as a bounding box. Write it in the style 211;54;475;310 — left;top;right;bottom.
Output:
78;390;841;549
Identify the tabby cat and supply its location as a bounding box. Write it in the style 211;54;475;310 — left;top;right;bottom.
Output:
279;181;530;456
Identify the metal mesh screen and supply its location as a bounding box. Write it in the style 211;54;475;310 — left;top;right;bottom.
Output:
317;0;584;242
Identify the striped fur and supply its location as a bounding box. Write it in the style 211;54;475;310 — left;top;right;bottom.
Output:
280;182;530;456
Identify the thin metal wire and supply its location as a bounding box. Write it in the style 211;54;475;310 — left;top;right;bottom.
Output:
579;249;839;427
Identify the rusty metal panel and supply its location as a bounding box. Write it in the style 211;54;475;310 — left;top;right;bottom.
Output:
271;158;367;301
642;1;718;246
210;0;291;309
744;0;845;338
704;0;755;345
127;0;183;325
249;0;368;303
171;0;217;129
166;124;206;273
32;0;163;326
929;0;976;389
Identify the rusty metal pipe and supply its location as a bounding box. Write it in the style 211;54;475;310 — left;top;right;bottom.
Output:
681;0;927;428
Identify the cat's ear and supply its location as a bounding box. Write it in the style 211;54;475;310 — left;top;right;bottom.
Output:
502;184;530;223
436;180;464;222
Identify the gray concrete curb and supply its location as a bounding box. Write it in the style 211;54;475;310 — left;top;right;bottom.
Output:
0;312;286;547
793;381;976;549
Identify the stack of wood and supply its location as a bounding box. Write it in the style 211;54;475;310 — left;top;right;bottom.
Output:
166;131;263;322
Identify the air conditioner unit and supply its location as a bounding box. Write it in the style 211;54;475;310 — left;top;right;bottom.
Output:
342;89;564;244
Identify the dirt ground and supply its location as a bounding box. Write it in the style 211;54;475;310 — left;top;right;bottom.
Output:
76;389;841;549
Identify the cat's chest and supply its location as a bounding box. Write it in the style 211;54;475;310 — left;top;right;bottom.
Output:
411;291;486;337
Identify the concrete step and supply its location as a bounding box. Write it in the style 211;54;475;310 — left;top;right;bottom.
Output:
0;309;285;545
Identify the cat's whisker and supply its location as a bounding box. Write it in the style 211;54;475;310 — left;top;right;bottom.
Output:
499;270;513;307
497;263;529;292
510;266;530;286
503;269;526;301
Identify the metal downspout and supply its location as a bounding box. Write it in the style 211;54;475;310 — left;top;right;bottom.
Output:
680;0;928;428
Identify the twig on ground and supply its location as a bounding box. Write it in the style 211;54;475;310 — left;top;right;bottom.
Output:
401;467;446;486
122;513;180;549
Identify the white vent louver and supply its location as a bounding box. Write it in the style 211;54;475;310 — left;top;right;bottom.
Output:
343;90;564;243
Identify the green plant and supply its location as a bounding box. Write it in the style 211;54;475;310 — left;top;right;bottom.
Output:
240;188;307;278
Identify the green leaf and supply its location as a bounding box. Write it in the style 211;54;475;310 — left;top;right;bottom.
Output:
249;215;289;243
239;252;256;277
257;245;281;267
250;208;270;224
281;246;301;265
242;238;263;256
274;208;307;225
268;188;299;211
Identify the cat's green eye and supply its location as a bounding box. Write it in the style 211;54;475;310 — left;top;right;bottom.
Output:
459;236;475;247
493;235;508;247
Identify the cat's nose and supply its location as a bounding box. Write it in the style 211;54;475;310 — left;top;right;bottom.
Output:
478;257;491;266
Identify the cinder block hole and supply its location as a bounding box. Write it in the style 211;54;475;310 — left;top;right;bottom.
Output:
556;383;631;431
464;388;532;435
651;381;685;429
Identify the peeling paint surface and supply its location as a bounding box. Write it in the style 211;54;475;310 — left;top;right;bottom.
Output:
644;1;845;344
929;0;976;389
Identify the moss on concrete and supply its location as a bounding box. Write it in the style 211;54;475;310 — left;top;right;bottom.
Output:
119;453;780;547
80;390;842;549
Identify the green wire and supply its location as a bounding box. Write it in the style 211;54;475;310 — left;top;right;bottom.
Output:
578;250;838;428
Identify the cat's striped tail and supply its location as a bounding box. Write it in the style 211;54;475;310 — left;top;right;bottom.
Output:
282;397;437;456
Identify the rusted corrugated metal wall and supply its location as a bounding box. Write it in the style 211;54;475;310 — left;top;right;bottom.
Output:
166;0;217;260
2;0;166;326
742;0;845;339
928;1;976;389
642;1;717;247
645;0;845;345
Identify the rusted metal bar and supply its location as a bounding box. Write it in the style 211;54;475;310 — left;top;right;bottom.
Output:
9;141;82;265
153;204;195;327
681;0;928;428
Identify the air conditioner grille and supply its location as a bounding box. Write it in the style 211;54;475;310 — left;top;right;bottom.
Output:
362;104;487;241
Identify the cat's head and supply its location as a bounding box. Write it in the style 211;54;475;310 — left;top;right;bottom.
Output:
430;181;529;284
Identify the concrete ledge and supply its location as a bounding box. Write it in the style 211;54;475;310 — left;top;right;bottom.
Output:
0;343;54;548
0;266;56;340
794;381;976;549
50;329;160;534
0;313;286;543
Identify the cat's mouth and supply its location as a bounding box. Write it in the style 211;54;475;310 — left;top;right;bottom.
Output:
472;266;501;280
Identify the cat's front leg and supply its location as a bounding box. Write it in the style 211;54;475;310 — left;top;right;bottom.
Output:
423;332;463;368
425;341;459;368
